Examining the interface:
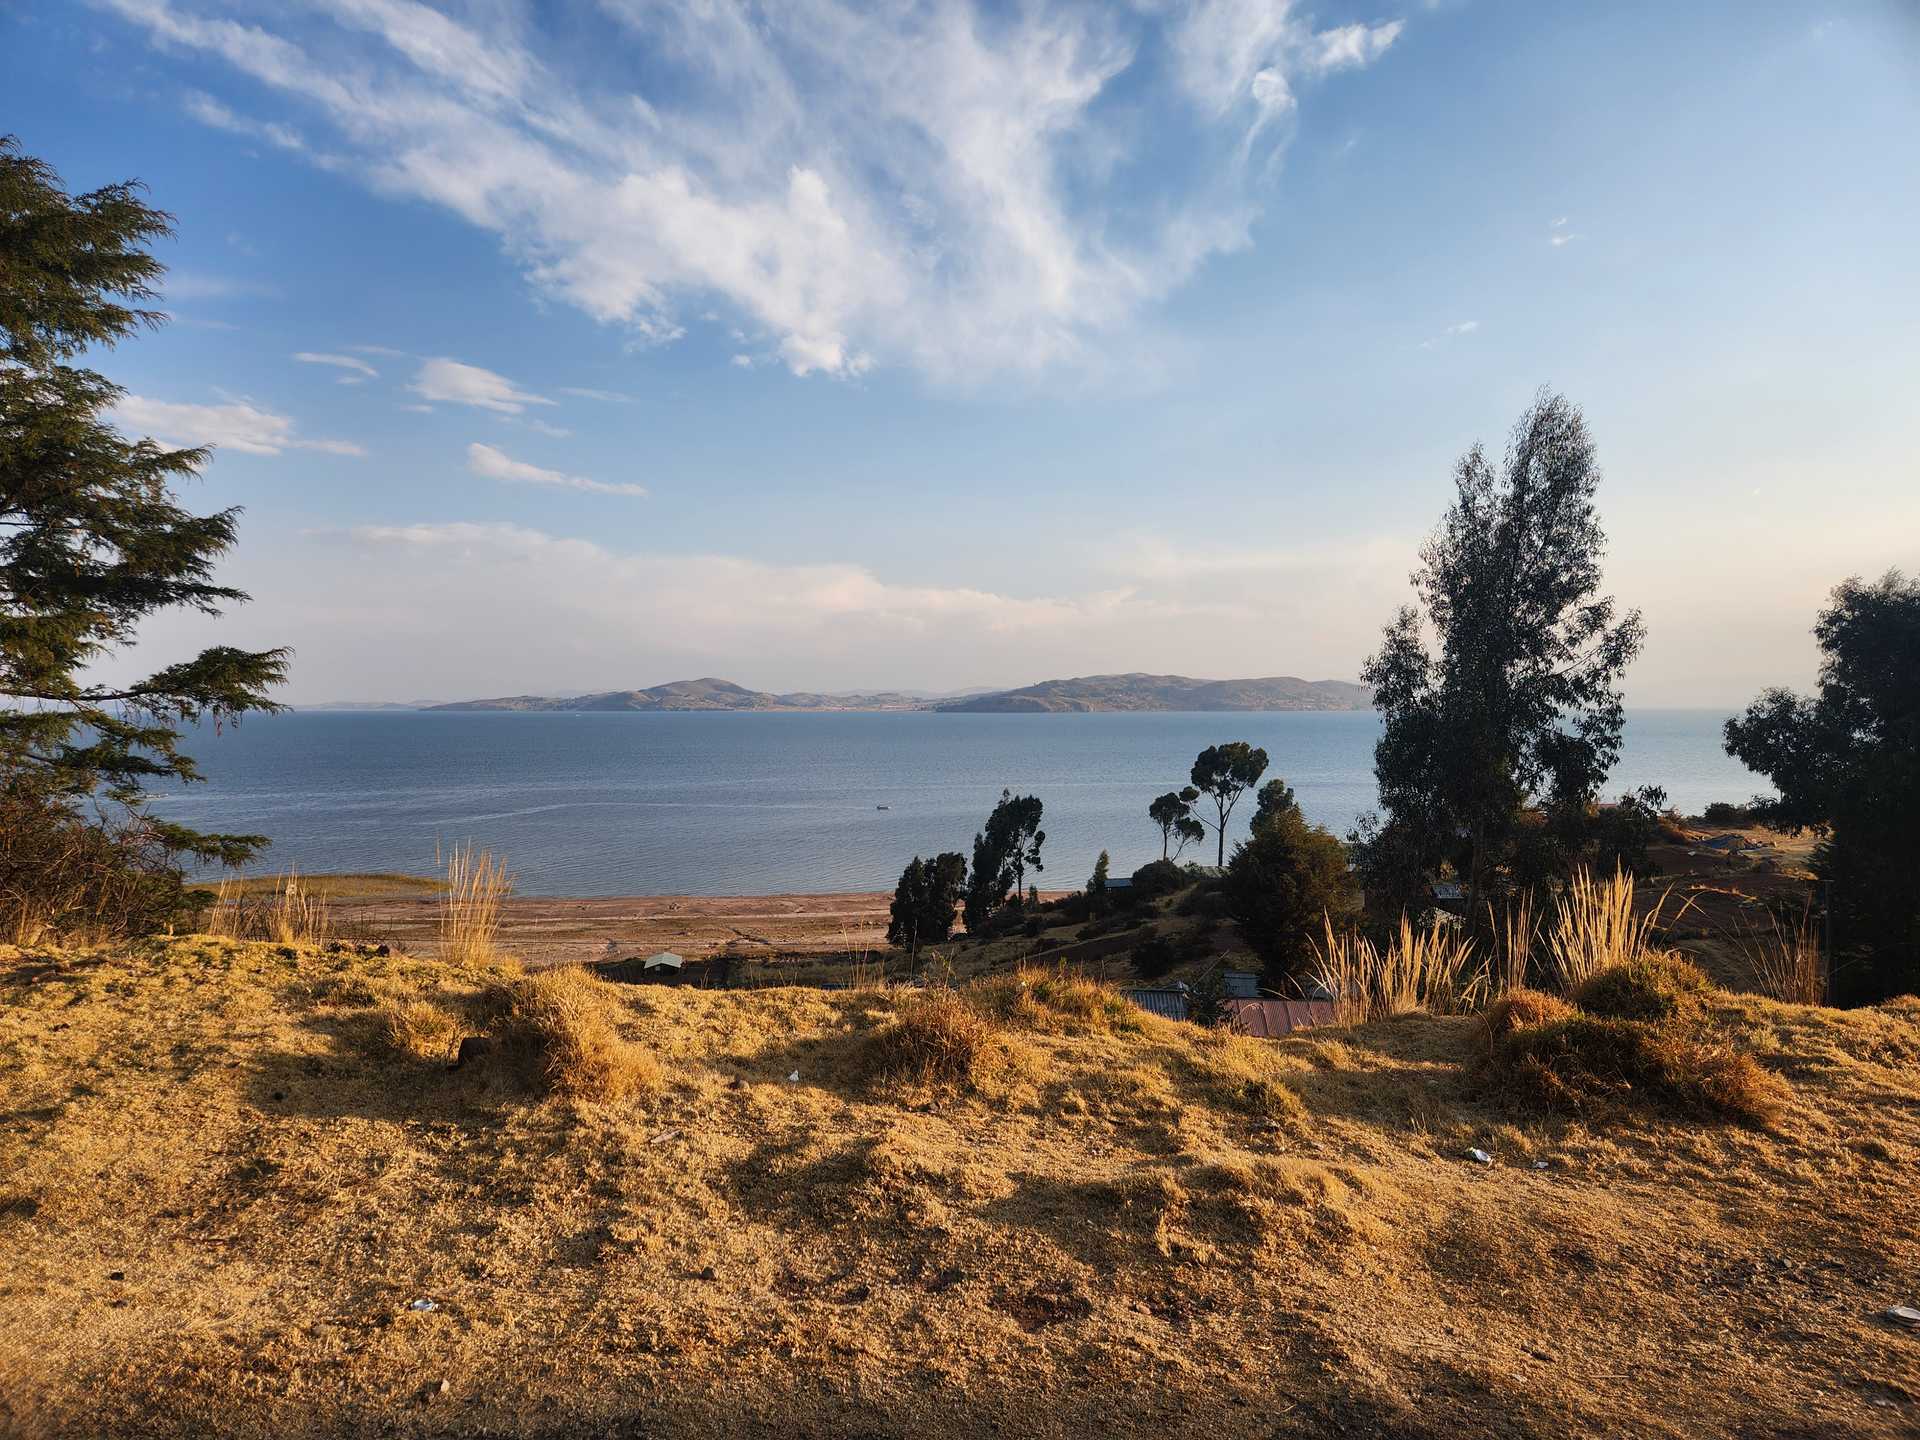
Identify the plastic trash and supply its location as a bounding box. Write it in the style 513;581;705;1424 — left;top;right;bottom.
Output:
408;1298;439;1313
1887;1306;1920;1329
1466;1148;1494;1165
1533;1160;1551;1170
787;1070;801;1083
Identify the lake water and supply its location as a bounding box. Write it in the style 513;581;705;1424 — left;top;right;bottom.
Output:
156;709;1764;896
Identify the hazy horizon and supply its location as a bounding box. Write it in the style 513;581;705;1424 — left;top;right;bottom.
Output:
9;1;1917;708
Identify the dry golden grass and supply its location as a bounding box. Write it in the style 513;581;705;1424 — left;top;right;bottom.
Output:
1733;902;1828;1004
1544;865;1684;991
376;997;462;1062
1488;1014;1787;1128
2;936;1918;1439
440;843;511;967
1310;915;1485;1023
861;989;1011;1090
1477;987;1577;1058
1572;951;1711;1022
198;869;332;945
485;964;662;1101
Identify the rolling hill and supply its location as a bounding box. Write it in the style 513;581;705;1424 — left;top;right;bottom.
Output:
935;672;1373;712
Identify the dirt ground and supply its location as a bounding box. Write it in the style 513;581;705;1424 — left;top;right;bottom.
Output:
3;936;1918;1439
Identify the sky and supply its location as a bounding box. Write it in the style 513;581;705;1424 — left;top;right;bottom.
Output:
6;0;1917;706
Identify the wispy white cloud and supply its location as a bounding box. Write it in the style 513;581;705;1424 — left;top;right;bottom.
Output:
293;351;379;382
113;395;364;457
182;89;305;151
112;0;1407;381
1417;318;1480;349
411;358;552;414
466;442;645;497
162;269;276;303
556;387;634;404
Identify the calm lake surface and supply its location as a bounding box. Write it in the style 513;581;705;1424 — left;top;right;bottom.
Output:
158;709;1764;896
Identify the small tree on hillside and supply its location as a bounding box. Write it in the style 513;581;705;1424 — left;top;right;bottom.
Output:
1357;391;1644;925
1148;787;1205;860
1190;742;1269;867
1087;849;1110;911
1224;806;1359;984
0;138;287;939
887;852;967;958
1725;571;1920;1003
963;790;1044;932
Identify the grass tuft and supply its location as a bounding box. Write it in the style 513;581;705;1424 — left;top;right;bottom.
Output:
378;998;461;1062
1544;866;1687;992
1477;987;1576;1058
861;989;1005;1088
485;965;661;1102
1310;915;1485;1024
441;843;511;967
1489;1014;1785;1127
1573;953;1710;1022
969;966;1143;1034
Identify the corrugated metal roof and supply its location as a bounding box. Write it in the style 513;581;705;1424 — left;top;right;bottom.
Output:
1123;988;1189;1020
1225;998;1338;1037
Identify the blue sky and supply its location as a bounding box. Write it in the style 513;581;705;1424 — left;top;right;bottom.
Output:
7;0;1917;704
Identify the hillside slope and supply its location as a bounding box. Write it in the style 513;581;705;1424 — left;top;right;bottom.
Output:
429;678;928;712
2;939;1917;1438
938;673;1373;712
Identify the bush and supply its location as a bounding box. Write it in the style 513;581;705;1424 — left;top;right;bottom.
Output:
1131;935;1179;981
1702;802;1754;827
1489;1015;1785;1127
378;999;462;1062
1223;808;1360;980
1128;859;1190;901
1573;953;1710;1022
1476;988;1576;1059
862;990;1002;1088
0;785;195;944
485;966;662;1102
969;967;1141;1034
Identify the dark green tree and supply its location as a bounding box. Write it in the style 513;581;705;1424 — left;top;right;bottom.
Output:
1190;742;1268;867
1148;786;1205;860
1249;778;1298;832
963;789;1044;933
886;852;967;958
1224;806;1359;983
1725;571;1920;1003
1;138;287;934
1087;849;1110;910
1357;391;1644;924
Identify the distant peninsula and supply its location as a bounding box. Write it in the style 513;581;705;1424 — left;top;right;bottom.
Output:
423;673;1373;714
426;677;934;713
933;672;1373;712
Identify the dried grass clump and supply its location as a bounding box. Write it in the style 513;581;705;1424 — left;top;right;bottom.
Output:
970;966;1142;1034
1477;988;1576;1058
486;965;661;1102
1733;905;1827;1005
1179;1028;1306;1121
1490;1015;1785;1128
1573;953;1710;1022
441;843;511;967
1310;916;1485;1024
1544;866;1684;991
862;990;1006;1089
378;999;461;1061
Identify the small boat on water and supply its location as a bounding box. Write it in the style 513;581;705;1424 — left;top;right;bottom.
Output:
876;804;890;810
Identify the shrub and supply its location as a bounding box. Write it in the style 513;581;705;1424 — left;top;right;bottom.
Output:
485;966;661;1101
1476;988;1576;1059
1702;802;1753;826
1489;1015;1785;1127
862;990;1001;1088
1573;953;1710;1022
1128;859;1190;901
1132;935;1179;981
0;785;195;944
1224;809;1359;981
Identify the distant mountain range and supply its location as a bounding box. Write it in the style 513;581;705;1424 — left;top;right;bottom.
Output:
414;673;1372;714
933;673;1373;712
